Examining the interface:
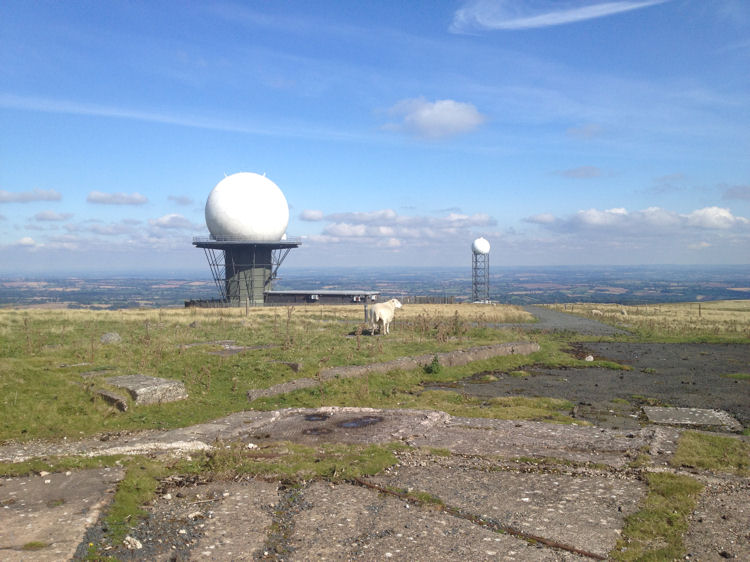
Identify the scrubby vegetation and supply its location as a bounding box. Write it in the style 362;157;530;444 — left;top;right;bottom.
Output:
546;300;750;342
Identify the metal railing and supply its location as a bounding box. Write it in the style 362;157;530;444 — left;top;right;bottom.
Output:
192;235;302;244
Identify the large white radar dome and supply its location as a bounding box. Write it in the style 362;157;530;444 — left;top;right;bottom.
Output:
472;237;490;255
205;172;289;241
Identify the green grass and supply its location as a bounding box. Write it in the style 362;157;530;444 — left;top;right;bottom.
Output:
721;372;750;381
104;458;168;542
671;431;750;474
22;541;49;551
1;313;594;442
0;306;542;443
249;362;579;424
612;473;704;561
193;440;403;482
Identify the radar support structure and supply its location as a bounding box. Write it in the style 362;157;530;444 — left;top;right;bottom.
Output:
472;251;489;303
193;236;300;307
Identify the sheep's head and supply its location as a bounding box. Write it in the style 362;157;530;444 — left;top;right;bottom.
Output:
393;299;402;309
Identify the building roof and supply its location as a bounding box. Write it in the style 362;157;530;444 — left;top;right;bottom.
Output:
266;290;379;296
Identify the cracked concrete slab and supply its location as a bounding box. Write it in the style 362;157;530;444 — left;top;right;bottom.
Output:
643;406;742;432
241;408;649;469
107;374;188;405
368;465;646;559
684;479;750;561
412;417;648;468
289;481;577;561
0;408;650;469
0;467;124;561
186;481;278;561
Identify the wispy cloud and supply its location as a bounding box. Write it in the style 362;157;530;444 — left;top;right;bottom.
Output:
87;191;148;205
299;209;325;222
451;0;670;33
723;184;750;200
0;188;62;203
168;195;194;206
383;97;486;139
0;93;370;144
149;214;201;230
33;211;73;222
566;123;604;139
554;166;604;179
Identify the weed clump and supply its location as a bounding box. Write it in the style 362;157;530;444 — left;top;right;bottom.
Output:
423;355;441;374
612;472;703;561
671;431;750;474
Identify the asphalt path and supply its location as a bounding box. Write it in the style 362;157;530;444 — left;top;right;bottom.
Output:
520;305;628;337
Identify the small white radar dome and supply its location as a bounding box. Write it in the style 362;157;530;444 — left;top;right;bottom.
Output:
205;172;289;241
472;237;491;255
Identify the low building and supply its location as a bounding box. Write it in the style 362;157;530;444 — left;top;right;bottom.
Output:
264;290;380;305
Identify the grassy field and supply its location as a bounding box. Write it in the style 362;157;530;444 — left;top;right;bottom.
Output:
546;300;750;342
3;301;748;444
2;300;747;560
0;303;555;443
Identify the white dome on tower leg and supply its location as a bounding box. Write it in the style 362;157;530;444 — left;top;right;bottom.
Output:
472;237;491;255
205;172;289;241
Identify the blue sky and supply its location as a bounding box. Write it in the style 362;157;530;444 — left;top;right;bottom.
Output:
1;0;749;274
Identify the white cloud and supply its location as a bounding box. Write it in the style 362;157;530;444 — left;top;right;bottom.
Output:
451;0;669;33
149;214;197;230
88;222;139;236
300;209;324;221
16;237;37;246
327;209;398;223
87;191;148;205
526;205;749;234
34;211;73;222
638;206;680;227
685;206;745;229
323;223;368;237
305;207;497;258
0;188;62;203
384;97;485;139
380;238;402;248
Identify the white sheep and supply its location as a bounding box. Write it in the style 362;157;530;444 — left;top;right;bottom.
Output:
369;298;402;335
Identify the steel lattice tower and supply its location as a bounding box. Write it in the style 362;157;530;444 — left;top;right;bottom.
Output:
193;237;300;307
472;251;489;302
471;237;491;302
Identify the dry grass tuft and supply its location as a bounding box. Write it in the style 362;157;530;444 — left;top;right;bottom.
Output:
547;300;750;341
